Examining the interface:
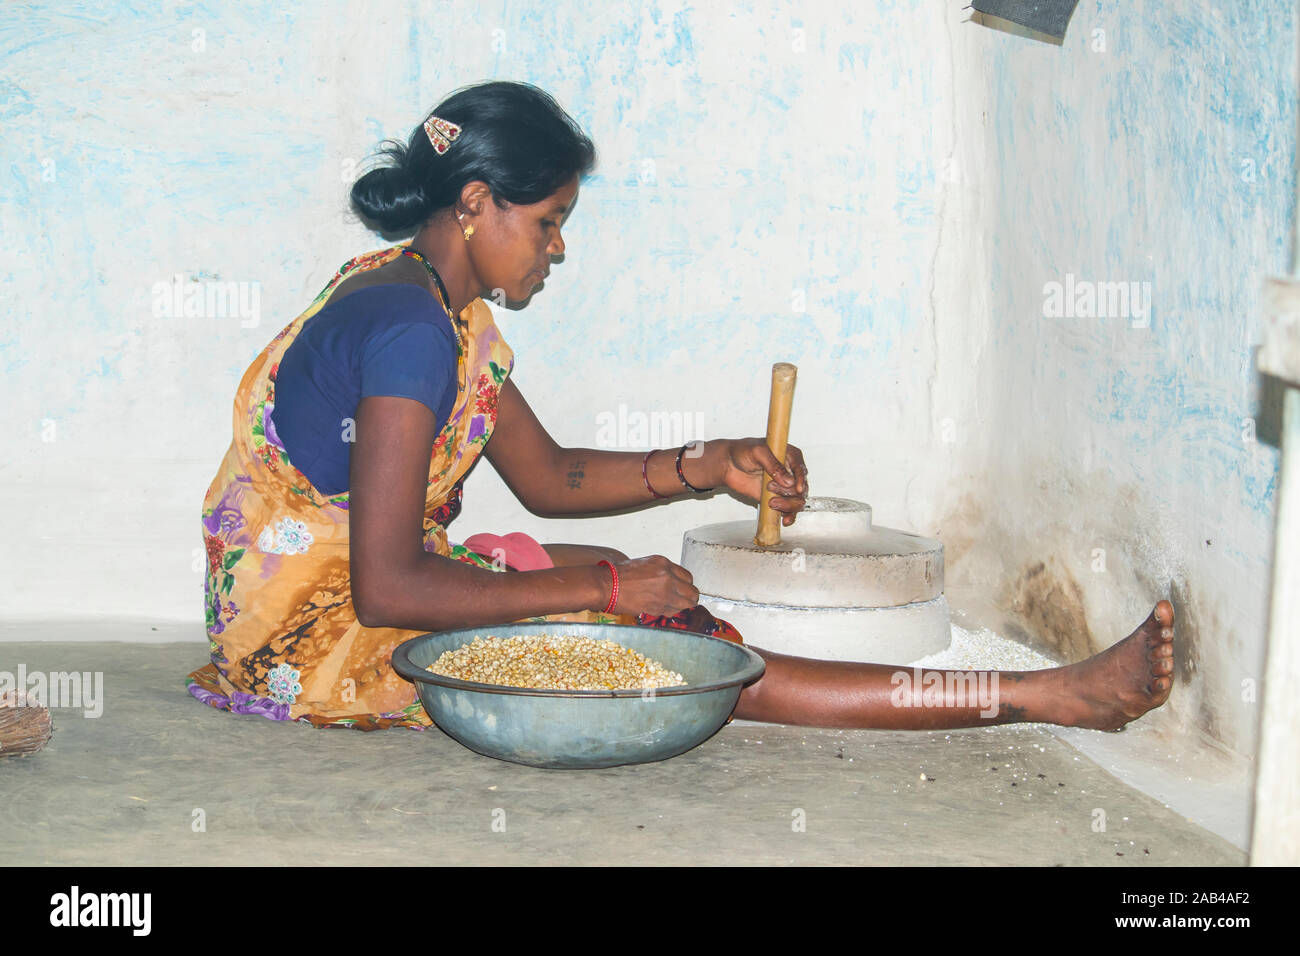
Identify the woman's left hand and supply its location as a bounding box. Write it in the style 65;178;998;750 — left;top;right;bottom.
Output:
710;438;809;526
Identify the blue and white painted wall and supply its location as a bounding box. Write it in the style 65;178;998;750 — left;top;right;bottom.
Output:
1;2;1293;771
945;0;1295;764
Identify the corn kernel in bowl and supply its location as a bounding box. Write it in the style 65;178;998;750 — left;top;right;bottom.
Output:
425;634;687;691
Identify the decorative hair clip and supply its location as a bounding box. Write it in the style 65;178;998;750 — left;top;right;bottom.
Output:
424;115;462;155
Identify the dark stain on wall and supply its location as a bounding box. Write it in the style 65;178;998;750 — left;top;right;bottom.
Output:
1005;558;1096;662
1166;577;1222;744
1166;578;1201;686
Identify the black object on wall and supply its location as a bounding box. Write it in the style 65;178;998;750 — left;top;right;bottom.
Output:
970;0;1080;40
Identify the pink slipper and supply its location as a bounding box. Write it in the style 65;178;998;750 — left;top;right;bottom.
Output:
458;532;555;572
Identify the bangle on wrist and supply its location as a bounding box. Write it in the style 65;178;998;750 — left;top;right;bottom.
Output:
675;442;714;493
596;559;619;613
642;449;671;499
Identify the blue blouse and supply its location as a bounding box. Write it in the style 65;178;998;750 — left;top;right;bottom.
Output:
269;284;459;495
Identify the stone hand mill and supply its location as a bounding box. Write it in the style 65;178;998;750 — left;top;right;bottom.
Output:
680;363;951;663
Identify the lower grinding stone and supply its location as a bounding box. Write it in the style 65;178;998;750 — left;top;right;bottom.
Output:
698;594;952;664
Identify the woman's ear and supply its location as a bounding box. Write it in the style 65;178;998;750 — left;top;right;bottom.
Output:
458;180;500;221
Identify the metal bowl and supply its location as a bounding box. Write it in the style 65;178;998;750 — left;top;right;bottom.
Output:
391;621;766;769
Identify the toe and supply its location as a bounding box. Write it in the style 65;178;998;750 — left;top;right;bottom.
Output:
1154;599;1174;627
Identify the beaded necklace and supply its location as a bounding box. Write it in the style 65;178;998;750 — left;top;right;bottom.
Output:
400;247;464;357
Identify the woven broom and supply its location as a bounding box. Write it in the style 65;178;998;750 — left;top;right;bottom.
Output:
0;690;53;757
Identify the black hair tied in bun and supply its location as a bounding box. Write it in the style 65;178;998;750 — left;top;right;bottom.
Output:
350;80;597;236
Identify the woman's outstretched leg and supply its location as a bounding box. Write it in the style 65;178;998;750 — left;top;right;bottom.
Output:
732;600;1175;731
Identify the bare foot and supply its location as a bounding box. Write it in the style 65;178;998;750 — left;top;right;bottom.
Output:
1053;600;1175;731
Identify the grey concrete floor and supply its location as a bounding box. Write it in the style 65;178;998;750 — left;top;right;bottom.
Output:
0;636;1244;865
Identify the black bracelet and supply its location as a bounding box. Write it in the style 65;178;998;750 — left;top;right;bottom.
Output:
675;442;714;493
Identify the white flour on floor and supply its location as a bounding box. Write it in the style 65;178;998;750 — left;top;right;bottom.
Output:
907;623;1063;672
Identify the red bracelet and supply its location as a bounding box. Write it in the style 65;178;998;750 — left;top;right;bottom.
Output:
642;449;671;499
597;559;619;613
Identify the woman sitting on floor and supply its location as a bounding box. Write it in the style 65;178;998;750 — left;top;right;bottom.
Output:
189;80;1174;733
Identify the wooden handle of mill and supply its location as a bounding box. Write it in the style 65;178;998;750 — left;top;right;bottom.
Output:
755;362;797;548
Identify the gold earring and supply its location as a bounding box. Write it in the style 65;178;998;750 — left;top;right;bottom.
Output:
463;224;475;240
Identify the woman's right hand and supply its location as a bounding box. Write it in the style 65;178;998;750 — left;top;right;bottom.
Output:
600;555;699;616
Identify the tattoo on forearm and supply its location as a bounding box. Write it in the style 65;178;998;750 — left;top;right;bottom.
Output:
998;703;1027;723
566;459;586;491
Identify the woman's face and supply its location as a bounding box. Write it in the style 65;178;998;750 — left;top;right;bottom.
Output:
469;175;579;302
